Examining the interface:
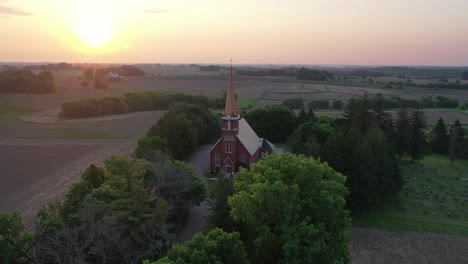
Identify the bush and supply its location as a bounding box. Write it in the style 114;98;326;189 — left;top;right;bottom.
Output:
282;98;304;109
308;100;330;110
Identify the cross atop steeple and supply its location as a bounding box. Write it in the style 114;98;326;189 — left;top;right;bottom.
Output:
223;60;239;118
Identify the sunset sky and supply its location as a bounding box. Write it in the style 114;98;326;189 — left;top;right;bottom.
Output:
1;0;467;65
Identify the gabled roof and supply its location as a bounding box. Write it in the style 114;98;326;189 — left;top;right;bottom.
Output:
209;137;222;153
260;138;275;152
237;118;261;155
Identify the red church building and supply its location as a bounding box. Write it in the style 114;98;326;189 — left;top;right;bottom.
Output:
209;65;275;175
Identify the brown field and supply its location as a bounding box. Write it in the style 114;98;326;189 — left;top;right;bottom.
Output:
350;227;468;264
0;86;164;226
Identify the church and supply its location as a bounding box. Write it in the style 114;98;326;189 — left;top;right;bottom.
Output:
209;65;275;175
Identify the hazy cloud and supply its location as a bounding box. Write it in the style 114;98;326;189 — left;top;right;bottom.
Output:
145;9;168;14
0;5;33;16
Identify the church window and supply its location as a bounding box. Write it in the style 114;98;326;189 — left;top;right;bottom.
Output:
226;144;232;153
215;153;221;166
224;135;234;141
240;155;246;163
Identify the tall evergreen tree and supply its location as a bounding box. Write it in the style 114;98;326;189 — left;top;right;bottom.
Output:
343;97;372;133
395;108;411;158
448;120;464;164
430;118;448;154
408;108;428;162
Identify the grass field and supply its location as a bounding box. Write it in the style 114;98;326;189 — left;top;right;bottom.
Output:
353;154;468;236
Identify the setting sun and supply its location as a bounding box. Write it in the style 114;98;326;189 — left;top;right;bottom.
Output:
76;14;113;49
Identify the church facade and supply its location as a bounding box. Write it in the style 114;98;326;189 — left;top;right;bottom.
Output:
209;65;275;175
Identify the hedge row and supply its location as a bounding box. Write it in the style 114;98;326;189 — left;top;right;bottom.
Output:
59;92;223;119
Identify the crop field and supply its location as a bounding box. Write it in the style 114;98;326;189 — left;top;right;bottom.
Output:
353;154;468;236
0;89;164;226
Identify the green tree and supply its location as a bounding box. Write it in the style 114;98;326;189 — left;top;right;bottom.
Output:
60;164;107;224
150;112;198;159
244;105;296;143
408;108;428;162
0;214;33;264
282;98;304;109
343;97;372;133
332;100;344;109
395;108;411;158
430;118;448;154
204;174;238;232
135;135;169;160
461;71;468;80
228;154;350;264
448;120;465;164
151;228;248;264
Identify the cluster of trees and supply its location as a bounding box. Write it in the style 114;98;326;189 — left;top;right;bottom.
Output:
463;71;468;80
286;96;432;212
243;105;298;143
242;105;319;143
430;118;468;162
281;98;343;111
80;65;145;88
59;92;219;119
23;62;80;71
349;94;461;110
0;68;55;93
142;103;221;160
339;66;466;79
236;67;333;81
385;80;468;90
296;67;333;81
307;99;344;110
33;153;205;263
282;98;304;109
149;154;350;263
107;65;145;77
199;65;222;71
0;213;33;263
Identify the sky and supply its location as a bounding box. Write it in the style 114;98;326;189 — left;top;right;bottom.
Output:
0;0;467;65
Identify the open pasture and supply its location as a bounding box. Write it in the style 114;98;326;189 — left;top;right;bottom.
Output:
353;154;468;236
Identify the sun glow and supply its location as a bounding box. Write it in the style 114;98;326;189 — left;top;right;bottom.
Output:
76;13;113;49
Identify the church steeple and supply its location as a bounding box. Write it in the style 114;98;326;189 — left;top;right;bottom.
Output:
223;60;239;118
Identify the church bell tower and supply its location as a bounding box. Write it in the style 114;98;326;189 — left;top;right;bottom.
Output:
221;62;239;174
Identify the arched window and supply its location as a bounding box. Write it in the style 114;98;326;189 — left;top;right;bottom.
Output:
225;144;232;153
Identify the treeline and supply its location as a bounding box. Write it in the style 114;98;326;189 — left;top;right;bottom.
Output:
429;118;468;161
32;153;206;263
285;97;433;212
0;68;55;93
59;92;221;119
140;103;221;160
386;80;468;90
339;66;468;79
79;65;145;89
199;65;222;71
23;62;80;71
282;95;463;112
237;67;333;81
355;94;461;109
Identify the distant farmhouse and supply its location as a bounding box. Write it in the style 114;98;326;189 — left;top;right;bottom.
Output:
107;72;122;81
209;65;275;175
